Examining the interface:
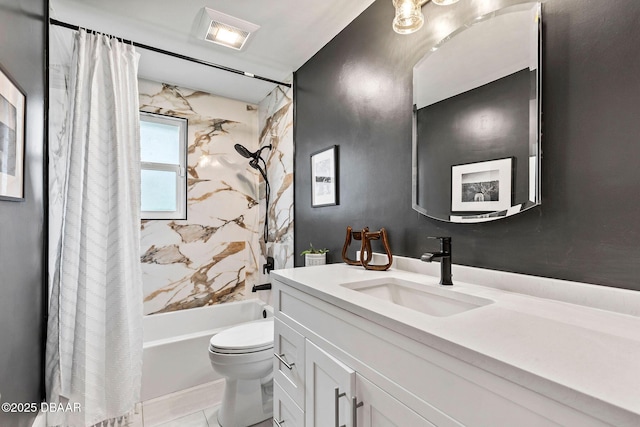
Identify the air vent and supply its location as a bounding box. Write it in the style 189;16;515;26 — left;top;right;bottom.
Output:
198;8;260;51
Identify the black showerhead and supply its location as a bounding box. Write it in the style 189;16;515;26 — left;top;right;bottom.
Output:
234;143;255;159
234;144;273;165
232;143;274;244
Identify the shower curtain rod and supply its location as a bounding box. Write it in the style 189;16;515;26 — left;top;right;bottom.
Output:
49;18;292;88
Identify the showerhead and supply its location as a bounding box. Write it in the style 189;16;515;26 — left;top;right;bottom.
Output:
234;143;255;159
234;144;273;166
232;143;273;244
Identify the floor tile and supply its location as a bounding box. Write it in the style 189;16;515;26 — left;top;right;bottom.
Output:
154;411;208;427
250;419;273;427
143;380;224;427
203;406;220;427
203;406;272;427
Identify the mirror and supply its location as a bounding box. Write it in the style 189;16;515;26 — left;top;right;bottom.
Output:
412;2;541;223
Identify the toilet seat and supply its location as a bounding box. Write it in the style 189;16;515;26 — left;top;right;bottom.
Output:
209;319;274;354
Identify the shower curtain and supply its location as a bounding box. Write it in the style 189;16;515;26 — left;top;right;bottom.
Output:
46;29;143;427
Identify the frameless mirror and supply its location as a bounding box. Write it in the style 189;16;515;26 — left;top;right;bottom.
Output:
412;2;541;223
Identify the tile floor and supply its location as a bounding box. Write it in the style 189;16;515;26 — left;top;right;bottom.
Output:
153;405;272;427
125;380;272;427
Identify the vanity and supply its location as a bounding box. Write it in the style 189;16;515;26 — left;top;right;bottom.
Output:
270;255;640;427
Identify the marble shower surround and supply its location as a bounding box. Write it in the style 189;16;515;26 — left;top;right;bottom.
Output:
138;79;261;315
258;86;295;286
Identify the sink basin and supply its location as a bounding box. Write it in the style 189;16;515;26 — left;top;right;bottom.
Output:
340;277;493;317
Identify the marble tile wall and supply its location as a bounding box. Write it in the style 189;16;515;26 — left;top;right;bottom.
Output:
138;80;295;314
138;80;261;315
257;86;295;289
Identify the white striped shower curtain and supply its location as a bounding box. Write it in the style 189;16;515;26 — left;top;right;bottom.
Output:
46;28;143;427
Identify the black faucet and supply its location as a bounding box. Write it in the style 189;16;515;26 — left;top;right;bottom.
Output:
420;237;453;286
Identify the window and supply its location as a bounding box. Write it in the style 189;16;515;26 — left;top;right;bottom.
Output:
140;112;187;220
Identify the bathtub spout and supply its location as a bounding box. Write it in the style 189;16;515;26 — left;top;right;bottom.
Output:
252;283;272;292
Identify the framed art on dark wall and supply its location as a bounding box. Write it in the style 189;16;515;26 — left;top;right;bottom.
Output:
0;65;26;201
310;145;338;207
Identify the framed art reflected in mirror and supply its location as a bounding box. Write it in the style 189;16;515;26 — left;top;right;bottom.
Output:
451;157;513;214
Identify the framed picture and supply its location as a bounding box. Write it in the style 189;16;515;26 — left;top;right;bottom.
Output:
451;157;512;213
0;65;26;201
310;145;338;207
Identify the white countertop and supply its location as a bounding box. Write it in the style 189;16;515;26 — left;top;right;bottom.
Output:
271;260;640;423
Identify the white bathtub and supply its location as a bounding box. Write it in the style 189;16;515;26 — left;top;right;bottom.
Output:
142;299;273;401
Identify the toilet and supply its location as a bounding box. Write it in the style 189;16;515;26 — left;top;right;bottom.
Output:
208;318;274;427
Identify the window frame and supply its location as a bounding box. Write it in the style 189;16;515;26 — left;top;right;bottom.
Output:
140;111;188;220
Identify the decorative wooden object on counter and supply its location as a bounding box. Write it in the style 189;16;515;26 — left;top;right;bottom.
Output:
341;226;371;266
341;226;393;271
361;228;393;271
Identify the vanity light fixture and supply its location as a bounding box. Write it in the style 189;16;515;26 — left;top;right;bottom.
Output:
198;7;260;51
393;0;426;34
392;0;459;35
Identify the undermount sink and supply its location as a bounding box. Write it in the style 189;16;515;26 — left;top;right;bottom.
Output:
341;277;493;317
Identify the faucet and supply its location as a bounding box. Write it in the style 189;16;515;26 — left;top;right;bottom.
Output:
420;237;453;286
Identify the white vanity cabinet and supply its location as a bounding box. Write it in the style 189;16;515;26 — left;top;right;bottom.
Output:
305;339;432;427
273;285;435;426
305;340;355;426
355;374;437;427
272;279;451;427
271;274;626;427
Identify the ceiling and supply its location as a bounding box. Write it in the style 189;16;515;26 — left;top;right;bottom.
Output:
50;0;377;103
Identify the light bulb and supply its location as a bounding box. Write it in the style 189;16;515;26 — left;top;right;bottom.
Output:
213;28;241;45
392;0;424;34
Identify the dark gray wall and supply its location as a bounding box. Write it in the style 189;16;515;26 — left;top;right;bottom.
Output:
294;0;640;291
0;0;46;426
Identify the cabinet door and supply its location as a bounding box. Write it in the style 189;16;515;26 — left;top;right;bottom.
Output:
305;340;355;427
355;374;436;427
274;380;305;427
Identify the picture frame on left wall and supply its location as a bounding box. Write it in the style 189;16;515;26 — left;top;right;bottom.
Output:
311;145;339;207
0;65;26;201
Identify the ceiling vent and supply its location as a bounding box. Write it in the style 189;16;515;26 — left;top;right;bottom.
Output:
197;8;260;51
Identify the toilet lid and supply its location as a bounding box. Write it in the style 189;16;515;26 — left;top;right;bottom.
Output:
209;319;274;353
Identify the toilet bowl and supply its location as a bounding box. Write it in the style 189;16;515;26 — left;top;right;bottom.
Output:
209;318;274;427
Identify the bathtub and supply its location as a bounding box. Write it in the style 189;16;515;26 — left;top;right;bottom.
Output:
142;299;273;401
